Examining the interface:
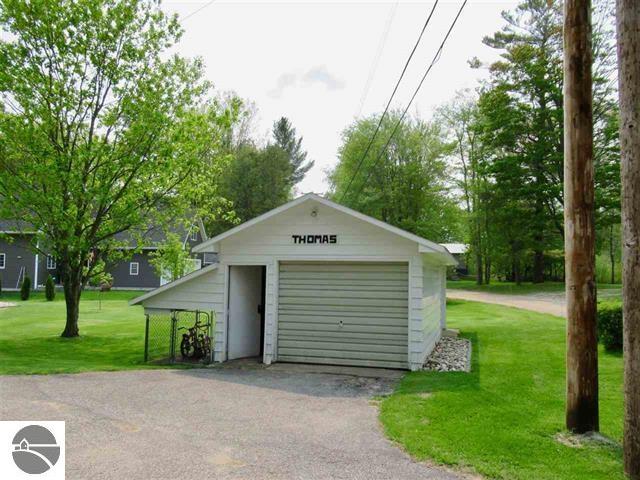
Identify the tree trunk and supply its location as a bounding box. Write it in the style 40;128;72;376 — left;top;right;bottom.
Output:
533;249;545;283
610;224;616;285
476;251;483;285
484;258;491;285
563;0;599;434
616;0;640;475
61;266;82;338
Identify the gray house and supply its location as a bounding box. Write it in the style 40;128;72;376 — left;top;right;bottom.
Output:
0;219;209;291
107;221;210;290
0;221;55;291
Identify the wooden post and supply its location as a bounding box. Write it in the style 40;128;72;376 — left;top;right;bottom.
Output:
563;0;599;433
616;0;640;476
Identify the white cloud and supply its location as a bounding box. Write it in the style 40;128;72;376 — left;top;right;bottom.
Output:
267;72;298;98
267;65;345;98
301;65;346;91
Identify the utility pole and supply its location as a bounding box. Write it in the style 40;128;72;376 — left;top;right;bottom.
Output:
616;0;640;476
563;0;599;433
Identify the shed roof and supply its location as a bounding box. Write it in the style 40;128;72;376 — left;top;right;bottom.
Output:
440;243;468;255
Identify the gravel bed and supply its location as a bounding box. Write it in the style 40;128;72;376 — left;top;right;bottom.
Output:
424;336;471;372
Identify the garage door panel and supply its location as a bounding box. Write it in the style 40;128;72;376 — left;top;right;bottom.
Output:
278;331;407;345
280;262;408;273
275;356;406;369
278;313;406;327
279;296;408;308
278;305;408;316
278;347;407;362
277;261;409;369
279;278;408;288
280;288;408;300
278;322;408;336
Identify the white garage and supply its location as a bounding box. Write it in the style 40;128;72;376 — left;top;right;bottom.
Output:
130;193;456;370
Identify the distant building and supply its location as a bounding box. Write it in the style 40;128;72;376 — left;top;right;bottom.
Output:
0;219;209;291
440;243;469;276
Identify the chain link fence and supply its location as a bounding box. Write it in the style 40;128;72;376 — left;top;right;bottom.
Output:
144;310;214;364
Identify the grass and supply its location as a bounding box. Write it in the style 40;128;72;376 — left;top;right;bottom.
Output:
447;279;622;298
0;290;159;375
380;300;623;480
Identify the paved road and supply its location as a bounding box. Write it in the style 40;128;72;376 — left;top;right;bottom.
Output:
0;366;462;480
447;287;621;317
447;290;566;317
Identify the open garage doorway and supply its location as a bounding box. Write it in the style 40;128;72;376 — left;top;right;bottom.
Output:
227;265;266;360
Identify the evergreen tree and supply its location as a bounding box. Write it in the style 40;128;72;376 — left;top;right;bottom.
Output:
222;144;292;222
20;276;31;301
272;117;314;185
45;274;55;301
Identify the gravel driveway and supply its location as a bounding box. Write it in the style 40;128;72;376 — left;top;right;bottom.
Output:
0;366;461;480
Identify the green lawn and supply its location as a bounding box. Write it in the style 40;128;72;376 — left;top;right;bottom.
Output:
447;279;622;298
0;290;155;375
380;300;623;480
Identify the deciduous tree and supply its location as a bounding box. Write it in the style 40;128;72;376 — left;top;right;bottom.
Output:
0;0;227;337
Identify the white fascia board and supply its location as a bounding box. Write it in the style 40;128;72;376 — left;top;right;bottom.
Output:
420;245;458;266
129;263;219;306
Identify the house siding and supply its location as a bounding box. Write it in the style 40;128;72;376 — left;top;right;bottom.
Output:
0;235;37;290
108;251;160;290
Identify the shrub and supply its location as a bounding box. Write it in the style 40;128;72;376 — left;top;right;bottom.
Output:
597;301;623;351
20;275;31;301
45;274;56;301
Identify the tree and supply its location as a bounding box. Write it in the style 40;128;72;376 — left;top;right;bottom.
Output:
45;274;55;301
329;112;462;242
272;117;314;185
20;276;30;301
465;0;619;284
616;0;640;475
221;144;292;223
149;233;193;283
0;0;227;337
437;91;491;283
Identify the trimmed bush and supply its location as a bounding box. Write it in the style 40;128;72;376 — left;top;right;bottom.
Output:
20;275;31;301
597;301;623;351
45;274;56;301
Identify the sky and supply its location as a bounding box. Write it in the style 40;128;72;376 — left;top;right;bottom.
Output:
162;0;520;194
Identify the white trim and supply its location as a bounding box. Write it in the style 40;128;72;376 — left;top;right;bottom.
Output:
129;262;139;276
192;193;457;265
0;253;5;269
129;263;219;305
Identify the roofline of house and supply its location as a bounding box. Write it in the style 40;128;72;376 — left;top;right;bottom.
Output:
192;193;456;265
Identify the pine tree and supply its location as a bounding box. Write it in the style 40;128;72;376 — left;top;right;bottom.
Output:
45;274;55;301
20;276;31;301
272;117;314;185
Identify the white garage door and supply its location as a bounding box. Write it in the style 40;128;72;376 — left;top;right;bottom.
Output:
277;262;409;369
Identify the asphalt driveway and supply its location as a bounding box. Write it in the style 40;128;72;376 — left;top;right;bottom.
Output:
0;365;461;479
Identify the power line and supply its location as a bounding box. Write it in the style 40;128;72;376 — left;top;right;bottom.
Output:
347;0;468;204
182;0;219;22
339;1;440;203
355;2;399;118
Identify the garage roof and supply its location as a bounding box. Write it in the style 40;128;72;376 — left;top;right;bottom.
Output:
193;193;456;264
